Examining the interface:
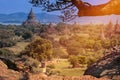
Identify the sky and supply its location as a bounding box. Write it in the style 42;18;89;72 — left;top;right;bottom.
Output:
0;0;119;24
0;0;110;14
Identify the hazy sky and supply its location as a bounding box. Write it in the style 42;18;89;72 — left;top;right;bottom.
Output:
0;0;110;14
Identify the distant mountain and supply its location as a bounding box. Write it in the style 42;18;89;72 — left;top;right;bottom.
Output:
0;12;61;24
1;12;119;25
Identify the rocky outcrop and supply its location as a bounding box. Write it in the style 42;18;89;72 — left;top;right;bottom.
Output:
84;45;120;80
0;60;20;80
0;59;110;80
0;57;19;71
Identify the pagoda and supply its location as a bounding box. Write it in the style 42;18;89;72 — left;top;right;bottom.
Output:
114;20;120;34
47;22;56;34
105;20;114;37
99;25;106;40
22;8;40;26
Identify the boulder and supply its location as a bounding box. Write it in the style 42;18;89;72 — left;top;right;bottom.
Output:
0;60;20;80
84;45;120;80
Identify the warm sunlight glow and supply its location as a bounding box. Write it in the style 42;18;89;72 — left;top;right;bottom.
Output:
77;0;120;16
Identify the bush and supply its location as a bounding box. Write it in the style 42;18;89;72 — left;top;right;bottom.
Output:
0;29;17;48
53;48;68;58
22;31;32;40
0;49;15;60
46;68;60;76
21;57;42;73
31;67;43;73
0;39;17;48
68;55;79;68
78;56;87;64
14;28;33;40
68;55;87;68
47;64;55;69
87;57;97;66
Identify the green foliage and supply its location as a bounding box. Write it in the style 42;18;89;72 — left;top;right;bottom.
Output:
110;35;120;47
1;22;120;76
0;39;17;48
39;26;48;33
94;41;102;51
22;31;32;40
56;22;71;35
0;48;15;59
14;27;33;40
22;38;53;62
78;56;87;64
101;39;111;49
53;48;68;58
24;57;41;73
49;59;86;76
68;55;79;68
14;28;25;36
56;22;66;33
47;64;55;69
46;68;60;76
68;55;87;68
0;29;17;48
59;36;67;46
24;57;40;67
39;33;49;39
23;26;35;32
0;48;18;70
87;57;97;66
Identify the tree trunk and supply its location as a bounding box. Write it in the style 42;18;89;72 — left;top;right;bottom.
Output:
71;0;120;16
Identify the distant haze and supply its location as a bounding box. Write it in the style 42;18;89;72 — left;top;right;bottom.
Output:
0;0;119;24
72;15;120;25
0;0;110;14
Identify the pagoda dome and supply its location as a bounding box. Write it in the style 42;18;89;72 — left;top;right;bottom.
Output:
22;8;40;26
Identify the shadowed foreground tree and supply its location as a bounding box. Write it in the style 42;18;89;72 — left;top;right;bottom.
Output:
30;0;120;21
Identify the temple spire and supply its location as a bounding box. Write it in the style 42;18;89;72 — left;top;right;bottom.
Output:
114;19;120;33
105;20;114;37
22;8;40;26
100;25;106;40
28;8;36;20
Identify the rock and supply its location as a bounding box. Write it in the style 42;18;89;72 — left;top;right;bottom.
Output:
0;57;19;71
0;60;20;80
0;59;109;80
84;45;120;80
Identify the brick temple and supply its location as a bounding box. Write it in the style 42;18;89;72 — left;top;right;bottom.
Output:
22;8;40;26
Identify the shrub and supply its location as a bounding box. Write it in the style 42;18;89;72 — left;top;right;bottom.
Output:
22;31;32;40
0;49;15;60
68;55;79;68
46;68;60;76
68;55;87;68
53;48;68;58
47;64;55;69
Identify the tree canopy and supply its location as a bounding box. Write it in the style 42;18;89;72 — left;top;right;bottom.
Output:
30;0;120;21
22;38;53;62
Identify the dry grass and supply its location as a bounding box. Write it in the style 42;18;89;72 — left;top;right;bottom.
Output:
6;42;30;54
50;59;86;76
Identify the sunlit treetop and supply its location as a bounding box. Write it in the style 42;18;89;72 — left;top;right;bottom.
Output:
30;0;120;21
